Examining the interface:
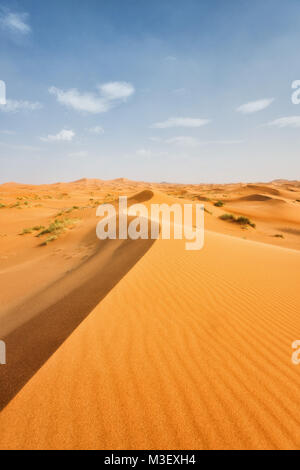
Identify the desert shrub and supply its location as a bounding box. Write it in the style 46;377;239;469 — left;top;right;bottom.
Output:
235;217;256;228
0;203;6;209
220;213;235;221
204;207;213;215
37;218;79;238
214;200;224;207
20;228;33;235
219;213;256;228
273;234;284;239
40;235;58;246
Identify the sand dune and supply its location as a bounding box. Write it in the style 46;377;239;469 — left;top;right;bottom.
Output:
245;184;281;196
0;180;300;449
237;194;274;202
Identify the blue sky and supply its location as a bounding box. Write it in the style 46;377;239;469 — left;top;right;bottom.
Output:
0;0;300;184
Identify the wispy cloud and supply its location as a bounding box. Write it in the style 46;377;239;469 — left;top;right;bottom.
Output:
165;136;243;147
0;141;41;151
0;8;31;35
88;126;104;135
164;56;177;62
40;129;75;142
206;140;244;145
98;82;134;100
151;117;211;129
166;136;199;147
49;87;108;114
136;148;153;157
265;116;300;128
0;129;15;135
0;99;42;113
172;88;186;95
49;81;135;114
236;98;274;114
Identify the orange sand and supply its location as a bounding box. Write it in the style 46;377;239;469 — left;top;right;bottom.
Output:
0;179;299;449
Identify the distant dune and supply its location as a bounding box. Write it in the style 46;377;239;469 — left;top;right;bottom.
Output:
0;179;299;449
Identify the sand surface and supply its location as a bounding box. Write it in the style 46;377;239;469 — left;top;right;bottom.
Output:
0;179;299;449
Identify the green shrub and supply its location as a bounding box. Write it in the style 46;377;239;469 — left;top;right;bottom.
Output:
235;217;256;228
220;213;235;221
219;213;256;228
214;200;224;207
40;235;58;246
37;218;79;238
20;228;33;235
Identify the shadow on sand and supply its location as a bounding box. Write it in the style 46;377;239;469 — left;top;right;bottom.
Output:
0;190;157;410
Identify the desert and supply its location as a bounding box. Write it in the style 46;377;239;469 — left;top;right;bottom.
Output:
1;0;300;453
0;178;299;449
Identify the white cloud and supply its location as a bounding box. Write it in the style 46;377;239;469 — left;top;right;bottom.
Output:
49;87;109;114
265;116;300;128
98;82;134;101
172;88;186;95
0;9;31;35
49;81;135;114
88;126;104;135
0;99;42;113
151;117;211;129
166;136;199;147
236;98;274;114
165;136;243;147
164;56;177;62
203;140;244;145
40;129;75;143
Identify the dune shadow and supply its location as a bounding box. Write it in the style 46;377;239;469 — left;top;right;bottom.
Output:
278;227;300;236
0;230;156;411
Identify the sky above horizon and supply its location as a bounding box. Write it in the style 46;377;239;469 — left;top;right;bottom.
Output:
0;0;300;184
